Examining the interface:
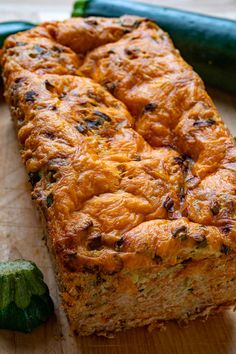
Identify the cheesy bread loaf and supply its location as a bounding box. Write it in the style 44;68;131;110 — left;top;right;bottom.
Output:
1;16;236;336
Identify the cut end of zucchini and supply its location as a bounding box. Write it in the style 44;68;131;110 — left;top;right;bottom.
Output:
0;260;54;333
0;259;39;276
72;0;90;17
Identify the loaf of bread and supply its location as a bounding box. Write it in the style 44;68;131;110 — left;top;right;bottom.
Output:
2;15;236;336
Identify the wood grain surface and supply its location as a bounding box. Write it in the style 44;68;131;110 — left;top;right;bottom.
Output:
0;1;236;353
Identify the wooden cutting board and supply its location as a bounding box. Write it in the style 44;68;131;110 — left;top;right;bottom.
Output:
0;2;236;353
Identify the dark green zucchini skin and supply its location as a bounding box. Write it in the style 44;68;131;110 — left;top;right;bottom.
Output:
0;260;54;333
0;295;54;333
0;21;35;48
73;0;236;94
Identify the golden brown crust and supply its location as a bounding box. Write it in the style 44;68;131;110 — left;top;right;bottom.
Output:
2;15;236;335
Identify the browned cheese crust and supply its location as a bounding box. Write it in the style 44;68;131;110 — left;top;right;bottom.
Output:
1;16;236;336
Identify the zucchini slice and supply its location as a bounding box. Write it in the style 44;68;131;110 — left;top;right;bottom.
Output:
0;260;54;333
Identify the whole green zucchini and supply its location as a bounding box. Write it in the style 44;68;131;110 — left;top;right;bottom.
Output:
73;0;236;94
0;21;35;48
